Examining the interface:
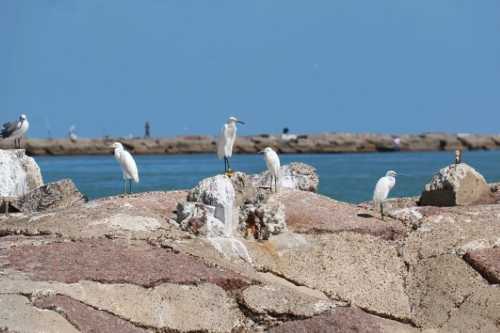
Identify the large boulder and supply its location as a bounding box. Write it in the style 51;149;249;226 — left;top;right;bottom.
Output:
13;179;87;213
181;175;236;236
251;162;319;192
419;163;495;206
0;149;43;197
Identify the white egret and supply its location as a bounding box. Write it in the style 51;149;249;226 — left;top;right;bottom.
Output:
217;116;245;174
372;170;397;220
111;142;139;194
260;147;280;192
1;114;29;149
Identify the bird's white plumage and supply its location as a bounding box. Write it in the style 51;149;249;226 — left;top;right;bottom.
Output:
2;115;29;140
373;171;397;203
12;120;29;139
217;118;238;159
113;143;139;183
263;147;280;178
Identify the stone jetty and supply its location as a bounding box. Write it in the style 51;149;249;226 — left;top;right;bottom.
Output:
1;151;500;332
1;132;500;155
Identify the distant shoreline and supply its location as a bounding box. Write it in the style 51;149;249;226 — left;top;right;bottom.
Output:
1;133;499;156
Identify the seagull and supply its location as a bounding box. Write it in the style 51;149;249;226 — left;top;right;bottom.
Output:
1;114;29;149
111;142;139;194
260;147;280;192
372;170;397;220
217;116;245;174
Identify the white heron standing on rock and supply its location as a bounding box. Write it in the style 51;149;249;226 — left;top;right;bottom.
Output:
373;170;397;220
261;147;280;192
217;116;245;174
1;114;29;149
111;142;139;194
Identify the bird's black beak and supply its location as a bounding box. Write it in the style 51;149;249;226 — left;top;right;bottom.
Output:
237;120;245;125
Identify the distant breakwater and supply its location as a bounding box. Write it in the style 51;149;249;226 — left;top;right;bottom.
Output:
1;133;500;156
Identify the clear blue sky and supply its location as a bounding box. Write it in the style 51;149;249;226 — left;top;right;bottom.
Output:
2;0;499;138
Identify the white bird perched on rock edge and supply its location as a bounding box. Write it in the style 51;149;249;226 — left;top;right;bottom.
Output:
111;142;139;194
1;114;29;149
260;147;280;192
372;170;397;220
217;116;245;174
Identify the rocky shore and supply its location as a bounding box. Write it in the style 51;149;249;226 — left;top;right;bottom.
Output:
1;150;500;332
1;132;500;155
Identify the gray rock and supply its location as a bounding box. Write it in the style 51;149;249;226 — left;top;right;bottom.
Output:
251;162;319;193
0;149;43;197
419;163;495;206
241;284;336;318
182;175;236;235
239;199;286;240
13;179;87;213
0;294;79;333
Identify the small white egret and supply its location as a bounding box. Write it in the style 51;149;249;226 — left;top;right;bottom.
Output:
260;147;280;192
217;116;245;174
111;142;139;194
373;170;397;220
68;125;78;142
1;114;29;149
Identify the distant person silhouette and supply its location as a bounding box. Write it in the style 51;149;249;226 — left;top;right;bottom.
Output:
145;121;151;139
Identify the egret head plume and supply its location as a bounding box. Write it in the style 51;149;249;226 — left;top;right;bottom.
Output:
110;142;124;149
386;170;398;177
228;116;245;125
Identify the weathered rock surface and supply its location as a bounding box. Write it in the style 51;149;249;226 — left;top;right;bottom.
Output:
4;238;250;290
241;284;336;319
2;165;500;332
268;308;418;333
0;149;43;197
0;294;79;333
419;163;495;206
13;179;87;213
276;190;405;240
249;233;411;321
33;295;149;333
464;247;500;284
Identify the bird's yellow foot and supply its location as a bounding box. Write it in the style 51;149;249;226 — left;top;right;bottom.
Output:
225;169;234;177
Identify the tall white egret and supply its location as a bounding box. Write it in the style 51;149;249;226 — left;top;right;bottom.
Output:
1;114;29;149
260;147;280;192
111;142;139;194
217;116;245;174
372;170;397;220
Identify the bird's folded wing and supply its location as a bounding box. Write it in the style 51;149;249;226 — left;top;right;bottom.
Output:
1;121;17;138
216;126;226;159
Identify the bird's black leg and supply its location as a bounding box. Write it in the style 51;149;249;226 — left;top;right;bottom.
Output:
227;157;232;172
274;176;277;193
129;180;132;194
223;157;227;173
380;202;384;221
123;180;127;195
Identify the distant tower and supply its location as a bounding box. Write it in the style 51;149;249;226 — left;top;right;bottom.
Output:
145;121;151;139
455;149;462;164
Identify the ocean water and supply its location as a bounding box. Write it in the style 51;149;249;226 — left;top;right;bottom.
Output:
34;150;500;203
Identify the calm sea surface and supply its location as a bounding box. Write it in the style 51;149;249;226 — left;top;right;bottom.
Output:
34;151;500;203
